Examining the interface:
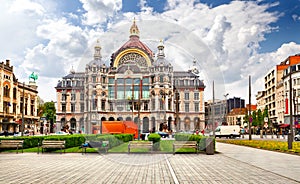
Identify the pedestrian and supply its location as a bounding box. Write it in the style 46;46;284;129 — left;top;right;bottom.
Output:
196;129;199;135
201;129;205;135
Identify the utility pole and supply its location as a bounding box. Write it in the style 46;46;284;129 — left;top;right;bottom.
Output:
137;79;141;140
288;66;293;149
249;75;252;140
212;80;215;137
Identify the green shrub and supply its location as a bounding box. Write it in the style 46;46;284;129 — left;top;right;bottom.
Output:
148;133;161;151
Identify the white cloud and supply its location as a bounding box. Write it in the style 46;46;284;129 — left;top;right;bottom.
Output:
1;0;299;104
80;0;122;26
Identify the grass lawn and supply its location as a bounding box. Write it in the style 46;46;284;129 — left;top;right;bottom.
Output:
1;140;207;154
217;139;300;155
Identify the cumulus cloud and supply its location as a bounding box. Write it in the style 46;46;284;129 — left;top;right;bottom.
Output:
1;0;299;103
80;0;122;26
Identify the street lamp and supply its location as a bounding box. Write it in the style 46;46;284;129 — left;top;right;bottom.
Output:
223;93;229;125
62;92;69;131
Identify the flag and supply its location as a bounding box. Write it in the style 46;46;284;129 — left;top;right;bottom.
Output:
285;98;288;114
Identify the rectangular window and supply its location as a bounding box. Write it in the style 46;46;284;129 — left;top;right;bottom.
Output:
109;78;115;84
80;93;84;101
80;103;84;112
185;103;189;112
152;99;155;110
109;102;113;111
184;93;189;100
108;86;115;99
71;93;76;101
144;102;148;111
92;76;96;83
71;103;75;112
194;102;199;112
101;100;105;111
62;103;66;112
194;93;199;100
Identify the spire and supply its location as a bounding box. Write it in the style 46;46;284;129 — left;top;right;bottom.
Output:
94;39;102;60
130;18;140;38
189;58;199;74
70;65;75;74
157;39;165;58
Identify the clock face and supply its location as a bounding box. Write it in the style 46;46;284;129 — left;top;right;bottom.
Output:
118;53;147;67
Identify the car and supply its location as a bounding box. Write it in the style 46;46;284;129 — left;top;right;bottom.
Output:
156;131;169;138
295;133;300;141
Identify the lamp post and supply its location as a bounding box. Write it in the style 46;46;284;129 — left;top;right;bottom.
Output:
62;92;69;131
224;93;229;125
288;66;293;149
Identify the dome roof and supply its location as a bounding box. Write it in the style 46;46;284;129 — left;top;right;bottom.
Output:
114;20;154;58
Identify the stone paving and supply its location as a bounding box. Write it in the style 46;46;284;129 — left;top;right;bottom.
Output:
0;142;299;184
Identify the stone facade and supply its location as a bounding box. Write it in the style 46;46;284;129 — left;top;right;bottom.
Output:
0;59;39;134
55;21;205;134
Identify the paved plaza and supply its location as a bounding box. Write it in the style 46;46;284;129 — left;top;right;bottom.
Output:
0;142;299;184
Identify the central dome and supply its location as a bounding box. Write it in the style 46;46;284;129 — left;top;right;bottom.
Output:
112;19;154;65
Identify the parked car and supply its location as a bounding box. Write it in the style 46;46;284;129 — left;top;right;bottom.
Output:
156;131;169;138
295;133;300;141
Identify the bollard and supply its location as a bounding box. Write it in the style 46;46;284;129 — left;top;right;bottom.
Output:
206;138;214;155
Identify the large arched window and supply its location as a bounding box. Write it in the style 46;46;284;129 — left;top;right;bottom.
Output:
3;85;9;97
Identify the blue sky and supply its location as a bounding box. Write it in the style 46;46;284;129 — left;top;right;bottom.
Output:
0;0;300;102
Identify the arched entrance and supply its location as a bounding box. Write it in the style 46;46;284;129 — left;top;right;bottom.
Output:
126;116;132;121
70;118;76;132
194;117;200;130
108;117;115;121
151;117;155;133
184;117;191;131
117;117;123;121
143;117;149;133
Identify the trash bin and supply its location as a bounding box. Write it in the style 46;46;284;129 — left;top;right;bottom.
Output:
206;138;214;155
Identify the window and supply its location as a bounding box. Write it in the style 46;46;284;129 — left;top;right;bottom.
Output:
71;93;76;101
13;88;17;99
184;93;189;100
185;103;189;112
194;102;199;112
101;100;105;111
144;102;149;111
152;99;155;110
71;103;75;112
80;93;84;100
194;92;199;100
62;103;66;112
80;103;84;112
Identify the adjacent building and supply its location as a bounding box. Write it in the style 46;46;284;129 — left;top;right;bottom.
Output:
0;59;39;134
263;54;300;125
55;20;206;134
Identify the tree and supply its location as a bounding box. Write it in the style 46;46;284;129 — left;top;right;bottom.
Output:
257;109;264;128
40;101;56;133
252;111;258;126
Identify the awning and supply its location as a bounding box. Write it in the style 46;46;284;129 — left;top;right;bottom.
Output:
279;124;290;128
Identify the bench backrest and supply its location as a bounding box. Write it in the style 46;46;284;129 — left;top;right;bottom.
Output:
1;140;24;144
42;140;65;144
174;141;197;145
129;141;153;145
88;141;109;148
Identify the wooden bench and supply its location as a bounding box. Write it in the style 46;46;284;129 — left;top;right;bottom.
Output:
128;141;153;154
173;141;198;155
81;141;109;154
0;140;24;154
38;140;66;154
